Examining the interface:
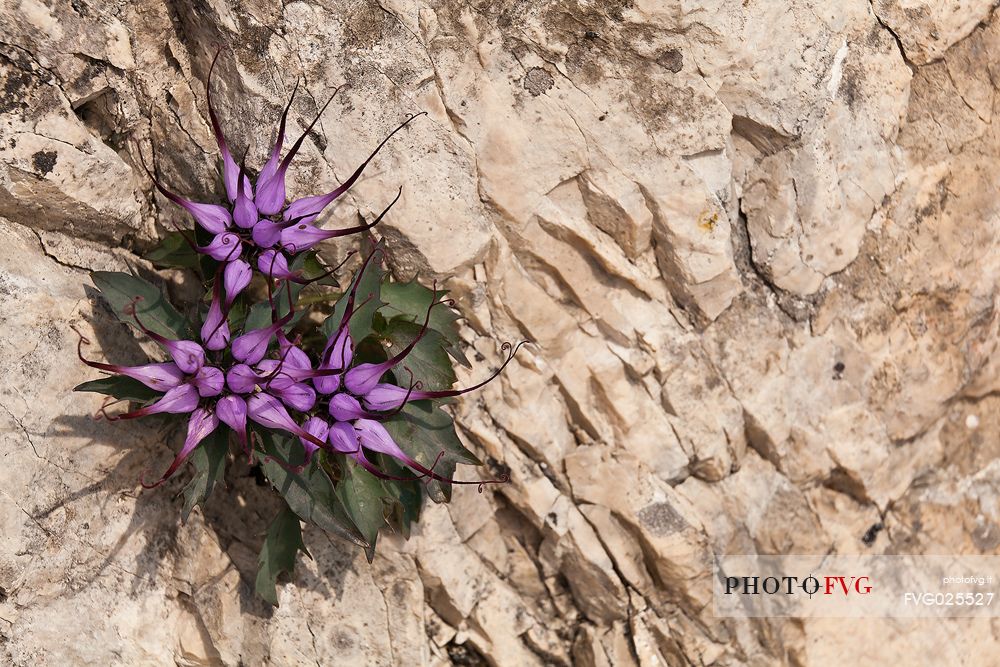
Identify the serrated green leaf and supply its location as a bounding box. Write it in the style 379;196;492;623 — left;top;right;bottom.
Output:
381;279;470;367
257;431;369;550
146;232;201;270
321;239;386;344
91;271;189;339
73;376;161;402
335;462;387;557
382;319;457;391
255;502;308;606
382;401;480;503
181;428;229;520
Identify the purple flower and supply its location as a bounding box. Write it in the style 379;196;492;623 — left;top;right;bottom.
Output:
200;275;231;352
309;248;388;397
200;299;230;352
257;249;297;281
226;364;261;394
270;381;317;413
101;383;200;422
324;418;448;485
198;232;243;262
298;416;330;463
328;392;366;421
141;408;220;489
278;223;368;254
223;259;252;310
216;395;250;460
246;393;328;465
191;366;225;397
143;51;419;278
107;300;206;377
278;188;401;254
232;311;293;365
277;331;313;375
232;164;259;229
76;331;184;391
251;220;283;248
145;177;231;235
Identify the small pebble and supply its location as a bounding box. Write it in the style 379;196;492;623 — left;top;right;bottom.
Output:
966;414;980;430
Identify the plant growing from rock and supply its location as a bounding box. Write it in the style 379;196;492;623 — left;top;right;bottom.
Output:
74;53;518;605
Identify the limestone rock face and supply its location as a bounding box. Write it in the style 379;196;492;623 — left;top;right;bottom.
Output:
873;0;998;64
1;0;998;665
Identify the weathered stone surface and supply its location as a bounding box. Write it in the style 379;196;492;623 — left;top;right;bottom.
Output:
1;0;999;664
728;1;912;297
874;0;997;64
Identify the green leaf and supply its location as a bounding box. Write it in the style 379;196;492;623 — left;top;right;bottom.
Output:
243;250;318;332
298;251;339;287
146;232;201;270
181;428;229;520
257;431;369;550
91;271;189;339
382;401;480;503
382;319;457;391
244;282;306;332
321;239;386;344
335;462;388;556
73;376;160;402
378;457;422;539
225;295;249;333
255;502;309;606
381;279;470;367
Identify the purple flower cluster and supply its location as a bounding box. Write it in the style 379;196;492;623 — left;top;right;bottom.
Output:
79;247;516;490
77;52;520;495
142;52;418;353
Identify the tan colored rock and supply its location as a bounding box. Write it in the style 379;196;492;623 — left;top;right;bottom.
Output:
538;494;629;623
411;503;557;667
696;0;913;296
642;160;744;320
572;621;638;667
0;55;146;247
578;166;653;260
874;0;997;64
565;446;712;610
